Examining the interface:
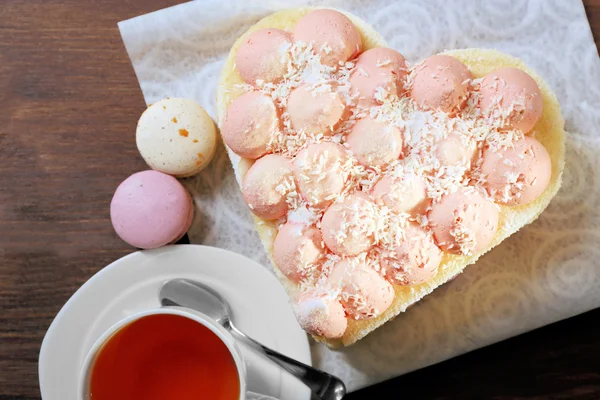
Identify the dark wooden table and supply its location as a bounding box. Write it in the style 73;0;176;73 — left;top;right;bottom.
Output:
1;1;599;399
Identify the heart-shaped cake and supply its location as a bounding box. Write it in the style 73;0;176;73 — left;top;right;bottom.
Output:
216;8;565;347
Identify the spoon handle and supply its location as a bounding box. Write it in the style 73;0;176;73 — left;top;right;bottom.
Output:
229;325;346;400
246;391;279;400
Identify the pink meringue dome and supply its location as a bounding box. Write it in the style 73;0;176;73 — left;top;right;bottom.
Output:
329;259;394;320
371;174;430;216
293;9;362;67
294;289;347;339
242;154;294;220
273;222;325;283
287;85;345;135
410;55;472;113
428;187;499;255
435;133;478;167
345;117;403;167
321;192;376;256
479;67;543;133
293;142;348;209
350;47;408;106
481;136;551;205
236;28;293;85
379;223;442;285
221;91;279;159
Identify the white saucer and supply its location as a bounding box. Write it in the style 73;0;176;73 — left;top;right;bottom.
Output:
39;245;311;400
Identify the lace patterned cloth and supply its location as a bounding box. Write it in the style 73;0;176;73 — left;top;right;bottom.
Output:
119;0;600;391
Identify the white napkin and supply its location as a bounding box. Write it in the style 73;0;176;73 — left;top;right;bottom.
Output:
118;0;600;391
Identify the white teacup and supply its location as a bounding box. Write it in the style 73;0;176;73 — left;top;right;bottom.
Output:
79;307;275;400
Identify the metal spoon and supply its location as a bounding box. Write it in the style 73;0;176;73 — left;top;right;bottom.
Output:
159;278;346;400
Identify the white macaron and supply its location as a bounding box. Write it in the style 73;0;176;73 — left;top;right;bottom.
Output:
136;98;217;177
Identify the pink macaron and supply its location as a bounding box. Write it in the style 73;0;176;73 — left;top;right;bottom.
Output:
294;9;362;67
110;170;194;249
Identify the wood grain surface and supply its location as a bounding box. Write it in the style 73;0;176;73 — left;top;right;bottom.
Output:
1;1;599;399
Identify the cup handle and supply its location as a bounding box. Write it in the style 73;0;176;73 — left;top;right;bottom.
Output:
246;391;280;400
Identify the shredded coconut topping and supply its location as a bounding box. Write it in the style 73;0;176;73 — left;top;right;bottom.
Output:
449;217;477;256
232;38;527;314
